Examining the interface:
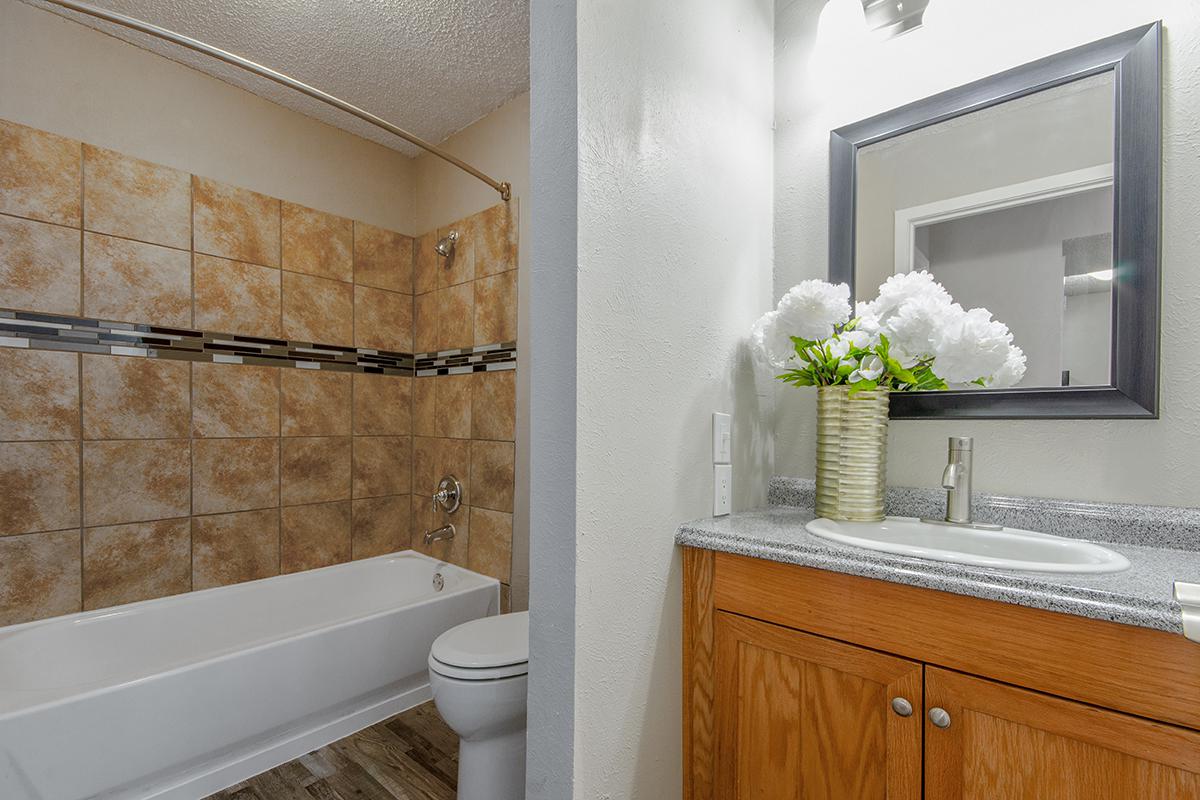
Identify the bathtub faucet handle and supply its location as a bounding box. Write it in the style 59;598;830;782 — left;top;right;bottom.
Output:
432;475;463;515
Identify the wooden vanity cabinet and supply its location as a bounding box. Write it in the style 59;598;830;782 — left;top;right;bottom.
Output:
683;548;1200;800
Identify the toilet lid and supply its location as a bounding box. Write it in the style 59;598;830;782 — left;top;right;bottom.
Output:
431;611;529;670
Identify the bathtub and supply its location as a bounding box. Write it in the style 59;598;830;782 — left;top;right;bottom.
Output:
0;551;498;800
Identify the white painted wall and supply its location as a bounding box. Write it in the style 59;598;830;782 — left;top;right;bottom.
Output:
571;0;775;797
775;0;1200;506
413;93;532;613
0;0;416;233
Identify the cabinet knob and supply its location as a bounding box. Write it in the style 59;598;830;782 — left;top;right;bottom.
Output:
928;707;951;728
890;697;913;717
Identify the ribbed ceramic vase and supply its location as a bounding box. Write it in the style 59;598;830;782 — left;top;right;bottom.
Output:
815;385;890;521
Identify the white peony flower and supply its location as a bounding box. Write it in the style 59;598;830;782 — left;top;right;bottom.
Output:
869;271;952;323
827;336;851;360
987;344;1027;388
932;307;1012;384
753;309;798;368
854;301;882;335
882;296;962;367
849;354;884;383
774;280;852;342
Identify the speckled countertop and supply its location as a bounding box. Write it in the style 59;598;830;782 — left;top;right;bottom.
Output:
677;479;1200;636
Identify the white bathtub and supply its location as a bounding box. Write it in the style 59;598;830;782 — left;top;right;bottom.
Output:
0;551;498;800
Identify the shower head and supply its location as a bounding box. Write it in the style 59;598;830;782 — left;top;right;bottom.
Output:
435;231;458;258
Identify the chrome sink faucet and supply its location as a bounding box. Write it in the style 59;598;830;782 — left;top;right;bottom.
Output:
922;436;1000;531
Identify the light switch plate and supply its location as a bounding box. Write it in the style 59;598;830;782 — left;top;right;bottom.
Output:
712;412;732;464
713;464;732;516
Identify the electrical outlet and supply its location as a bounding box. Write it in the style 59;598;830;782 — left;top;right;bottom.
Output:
712;412;732;464
713;464;732;516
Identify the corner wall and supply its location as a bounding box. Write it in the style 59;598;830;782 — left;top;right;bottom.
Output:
571;0;775;796
774;0;1200;506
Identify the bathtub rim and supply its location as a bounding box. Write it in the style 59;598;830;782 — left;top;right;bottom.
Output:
0;550;499;720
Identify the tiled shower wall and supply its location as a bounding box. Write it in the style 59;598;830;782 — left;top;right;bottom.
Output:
0;118;518;626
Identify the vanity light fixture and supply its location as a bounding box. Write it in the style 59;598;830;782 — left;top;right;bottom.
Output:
861;0;930;38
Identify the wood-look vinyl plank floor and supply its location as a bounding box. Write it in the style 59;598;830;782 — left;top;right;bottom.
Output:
204;701;458;800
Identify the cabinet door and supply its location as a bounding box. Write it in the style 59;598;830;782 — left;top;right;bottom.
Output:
714;611;922;800
925;667;1200;799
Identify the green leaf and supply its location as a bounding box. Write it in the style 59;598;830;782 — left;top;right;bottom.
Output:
847;378;879;396
883;356;917;385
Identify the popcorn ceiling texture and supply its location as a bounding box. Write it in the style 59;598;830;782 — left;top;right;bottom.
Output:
28;0;530;156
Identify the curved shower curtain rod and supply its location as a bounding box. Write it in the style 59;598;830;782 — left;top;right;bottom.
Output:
40;0;513;201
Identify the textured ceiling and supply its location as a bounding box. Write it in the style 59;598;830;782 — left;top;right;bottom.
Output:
28;0;529;157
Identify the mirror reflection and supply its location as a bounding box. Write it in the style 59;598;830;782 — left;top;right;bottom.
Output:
854;72;1116;389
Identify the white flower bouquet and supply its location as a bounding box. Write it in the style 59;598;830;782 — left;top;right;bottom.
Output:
753;272;1026;393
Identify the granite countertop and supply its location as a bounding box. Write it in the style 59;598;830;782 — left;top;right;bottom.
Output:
676;479;1200;636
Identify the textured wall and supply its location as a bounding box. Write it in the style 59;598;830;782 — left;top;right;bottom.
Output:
573;0;775;796
0;0;417;233
774;0;1200;506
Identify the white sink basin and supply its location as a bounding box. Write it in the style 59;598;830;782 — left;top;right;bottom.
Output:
805;516;1131;574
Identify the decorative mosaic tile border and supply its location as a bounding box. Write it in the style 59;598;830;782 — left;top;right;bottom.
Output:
414;342;517;376
0;309;517;376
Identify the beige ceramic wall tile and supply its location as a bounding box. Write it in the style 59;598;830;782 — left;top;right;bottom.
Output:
192;362;280;438
82;145;190;249
468;506;512;583
471;440;515;513
281;436;352;506
281;500;352;573
0;441;80;536
0;214;81;315
413;436;471;506
474;270;517;345
192;176;280;267
192;508;280;589
413;291;439;353
500;583;511;614
352;435;411;499
0;119;81;226
192;438;279;515
280;369;352;436
193;254;282;339
353;222;413;292
281;271;354;345
413;230;440;295
81;355;190;440
438;374;472;439
352;495;410;559
82;518;190;609
354;285;412;352
471;370;516;442
471;203;517;278
82;439;190;527
0;530;82;625
83;232;191;327
411;493;468;566
438;283;474;350
281;202;352;282
352;373;411;436
412;377;436;437
0;349;79;441
437;223;474;288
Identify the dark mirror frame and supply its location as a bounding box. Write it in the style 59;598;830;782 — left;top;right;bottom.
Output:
830;22;1161;420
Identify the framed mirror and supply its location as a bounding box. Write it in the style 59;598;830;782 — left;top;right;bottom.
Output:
830;23;1161;419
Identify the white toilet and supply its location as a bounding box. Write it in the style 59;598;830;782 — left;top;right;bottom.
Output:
428;611;529;800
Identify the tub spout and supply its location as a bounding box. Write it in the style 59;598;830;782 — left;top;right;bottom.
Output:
423;523;456;546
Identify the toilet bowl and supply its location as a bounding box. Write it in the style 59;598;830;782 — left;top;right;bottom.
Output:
428;610;528;800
